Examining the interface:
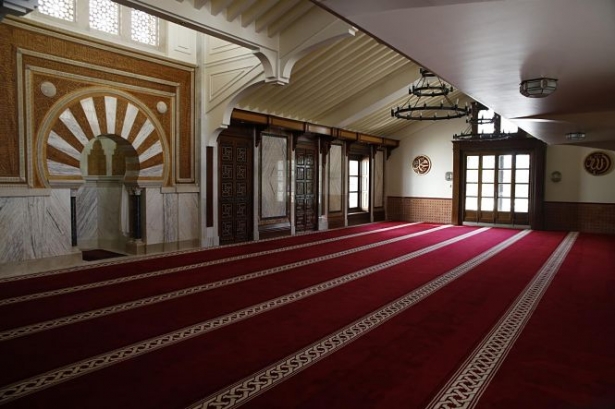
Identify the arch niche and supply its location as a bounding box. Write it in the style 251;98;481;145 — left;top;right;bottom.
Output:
37;88;171;252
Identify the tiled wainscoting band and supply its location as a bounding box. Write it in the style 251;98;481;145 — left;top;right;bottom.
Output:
387;197;452;224
544;201;615;234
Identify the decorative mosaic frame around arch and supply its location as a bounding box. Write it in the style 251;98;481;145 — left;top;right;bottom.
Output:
36;87;171;187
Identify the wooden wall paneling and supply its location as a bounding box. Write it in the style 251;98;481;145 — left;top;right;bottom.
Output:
206;146;213;227
295;141;318;233
218;130;253;244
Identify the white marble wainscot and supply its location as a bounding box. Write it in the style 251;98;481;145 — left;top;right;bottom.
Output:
25;190;72;259
374;150;384;208
163;192;179;243
328;144;343;212
178;193;199;241
0;196;27;264
0;190;72;264
76;185;99;248
96;181;125;249
144;187;164;245
261;134;287;218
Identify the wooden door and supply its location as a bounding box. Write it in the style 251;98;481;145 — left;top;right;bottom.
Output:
295;146;317;232
219;135;253;244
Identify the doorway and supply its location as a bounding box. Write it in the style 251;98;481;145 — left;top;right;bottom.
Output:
218;133;253;244
452;137;546;229
463;153;531;226
295;145;318;233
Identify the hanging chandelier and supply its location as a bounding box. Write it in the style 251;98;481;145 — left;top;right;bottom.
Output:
453;102;518;141
391;68;470;121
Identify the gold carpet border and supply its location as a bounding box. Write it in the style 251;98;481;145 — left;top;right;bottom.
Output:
0;227;487;404
0;222;418;283
0;223;420;306
187;229;532;409
0;225;449;341
426;231;578;409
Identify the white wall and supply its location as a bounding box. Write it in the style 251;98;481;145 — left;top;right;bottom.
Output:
386;118;465;199
387;125;615;204
545;145;615;203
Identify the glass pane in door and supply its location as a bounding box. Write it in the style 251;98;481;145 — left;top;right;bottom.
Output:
466;183;478;196
467;156;479;169
515;198;529;212
498;198;511;211
516;154;530;168
465;197;478;210
499;154;513;169
483;155;495;169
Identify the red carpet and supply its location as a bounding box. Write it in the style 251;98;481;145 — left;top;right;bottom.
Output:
471;232;615;409
0;223;613;409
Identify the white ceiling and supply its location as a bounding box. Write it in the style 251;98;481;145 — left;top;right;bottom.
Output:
314;0;615;149
117;0;615;148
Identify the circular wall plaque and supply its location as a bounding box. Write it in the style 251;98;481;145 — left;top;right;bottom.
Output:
584;151;612;175
412;155;431;175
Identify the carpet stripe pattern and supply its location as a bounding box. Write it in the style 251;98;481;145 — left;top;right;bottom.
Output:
0;222;613;409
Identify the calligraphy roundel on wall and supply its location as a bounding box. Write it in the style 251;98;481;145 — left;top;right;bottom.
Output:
584;151;612;175
412;155;432;175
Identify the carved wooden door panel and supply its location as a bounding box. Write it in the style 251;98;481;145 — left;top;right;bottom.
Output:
219;135;253;244
295;146;317;232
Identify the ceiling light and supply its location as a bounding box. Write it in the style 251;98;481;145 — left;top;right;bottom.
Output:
566;132;586;141
391;68;470;121
520;77;558;98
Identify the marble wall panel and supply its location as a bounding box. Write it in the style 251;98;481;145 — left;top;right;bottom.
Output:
164;193;179;242
97;184;123;241
0;197;26;264
261;134;287;218
0;190;72;263
37;189;72;258
178;193;199;241
374;150;384;208
145;187;164;244
22;196;46;261
76;186;99;245
329;144;343;212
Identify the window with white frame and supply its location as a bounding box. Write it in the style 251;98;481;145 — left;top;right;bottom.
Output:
348;155;370;212
37;0;160;48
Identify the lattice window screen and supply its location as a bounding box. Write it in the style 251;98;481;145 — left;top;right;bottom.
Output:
89;0;119;35
131;9;159;46
38;0;75;21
